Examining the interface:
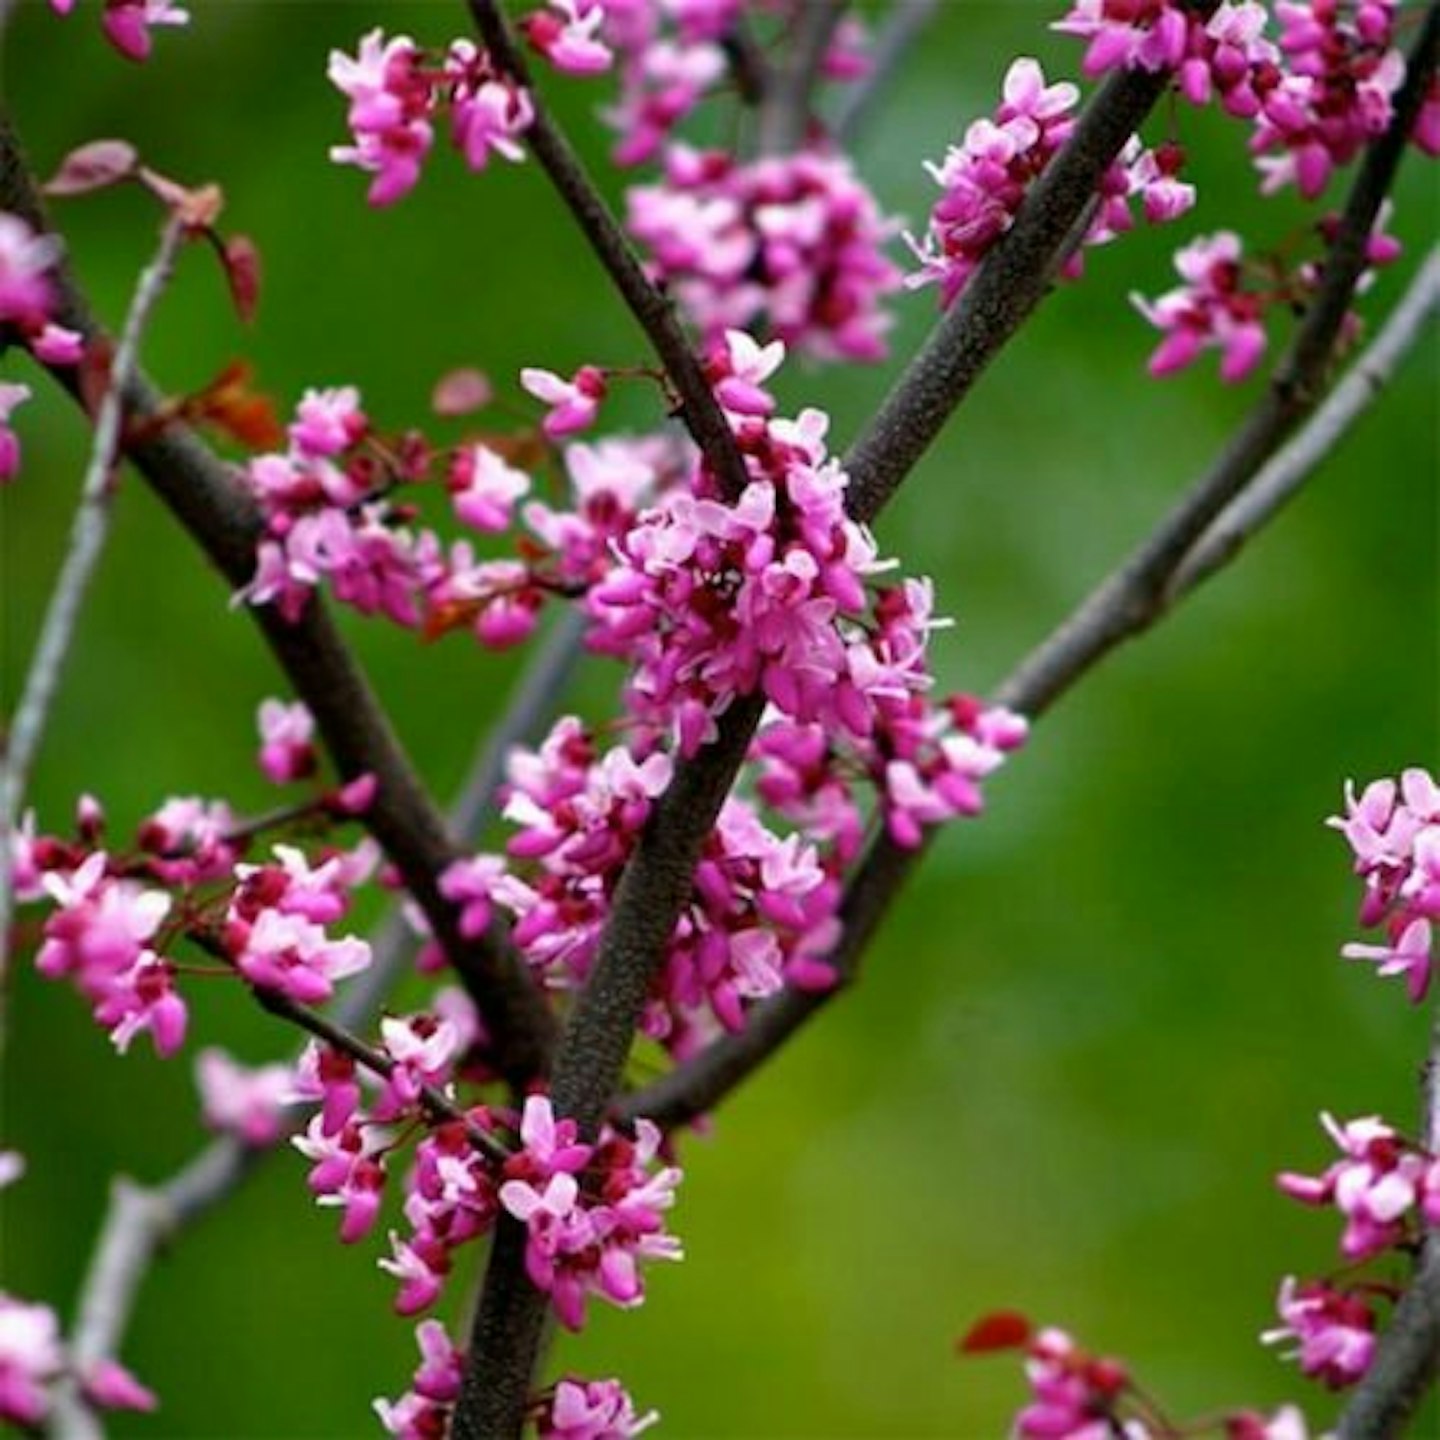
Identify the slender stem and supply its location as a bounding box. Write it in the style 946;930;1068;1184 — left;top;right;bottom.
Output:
0;214;186;984
248;985;509;1163
463;0;749;502
833;0;939;146
0;111;557;1085
757;0;847;154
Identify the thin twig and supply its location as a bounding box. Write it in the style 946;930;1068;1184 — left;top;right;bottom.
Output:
463;0;750;502
0;111;558;1085
0;214;186;982
248;985;510;1163
614;50;1440;1133
757;0;848;154
1335;971;1440;1437
1172;244;1440;598
833;0;939;146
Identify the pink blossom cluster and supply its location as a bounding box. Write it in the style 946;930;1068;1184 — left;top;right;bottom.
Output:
1330;766;1440;1001
593;0;865;168
0;1157;155;1427
960;1314;1312;1439
0;210;84;385
1131;214;1400;381
1262;1276;1379;1390
626;146;902;361
373;1319;464;1440
499;1096;682;1330
328;29;534;206
907;59;1193;308
536;1376;659;1439
16;781;376;1054
46;0;188;63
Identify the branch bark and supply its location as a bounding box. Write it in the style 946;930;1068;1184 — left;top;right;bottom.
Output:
0;111;557;1086
757;0;848;154
833;0;939;146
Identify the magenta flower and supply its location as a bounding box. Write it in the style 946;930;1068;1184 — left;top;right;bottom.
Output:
1262;1277;1376;1388
537;1377;660;1439
328;30;435;206
256;698;317;784
1343;917;1434;1001
1053;0;1192;77
448;443;531;533
289;385;368;459
0;382;31;485
523;0;613;77
195;1047;294;1146
373;1320;463;1439
0;212;61;330
231;907;371;1004
521;365;609;437
1132;231;1268;382
98;0;189;61
447;40;535;170
0;1296;63;1427
293;1114;388;1243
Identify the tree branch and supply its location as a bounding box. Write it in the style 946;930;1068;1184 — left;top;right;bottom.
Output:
757;0;848;154
833;0;938;146
613;40;1440;1132
0;212;185;984
462;0;750;501
0;111;558;1086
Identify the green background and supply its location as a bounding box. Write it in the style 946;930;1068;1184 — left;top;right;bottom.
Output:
2;2;1437;1436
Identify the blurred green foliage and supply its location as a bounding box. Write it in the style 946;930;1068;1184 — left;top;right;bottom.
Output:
1;3;1436;1436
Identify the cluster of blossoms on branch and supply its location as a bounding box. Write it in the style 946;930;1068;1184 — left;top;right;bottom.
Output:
12;719;671;1435
964;768;1440;1432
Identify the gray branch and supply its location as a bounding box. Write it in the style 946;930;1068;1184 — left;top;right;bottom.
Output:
757;0;849;154
1;214;186;984
833;0;939;147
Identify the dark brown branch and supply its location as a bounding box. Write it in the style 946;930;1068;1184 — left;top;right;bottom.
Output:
463;0;750;501
0;112;557;1086
614;12;1440;1131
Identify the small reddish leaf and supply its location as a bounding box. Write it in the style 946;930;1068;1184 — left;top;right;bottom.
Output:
222;234;262;324
45;140;139;197
432;367;493;417
957;1311;1032;1355
184;361;284;450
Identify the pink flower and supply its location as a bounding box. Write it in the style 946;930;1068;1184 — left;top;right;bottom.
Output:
80;1358;157;1412
0;212;60;329
289;386;368;459
99;0;189;61
1343;916;1433;1001
448;444;531;533
522;365;609;437
537;1377;660;1439
523;0;613;76
256;699;317;784
328;30;435;206
230;906;371;1004
195;1047;294;1146
373;1320;464;1438
447;40;535;170
1277;1112;1428;1260
0;382;31;485
439;854;508;938
1053;0;1192;76
1132;232;1268;382
0;1295;63;1427
293;1114;387;1242
1262;1277;1376;1388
